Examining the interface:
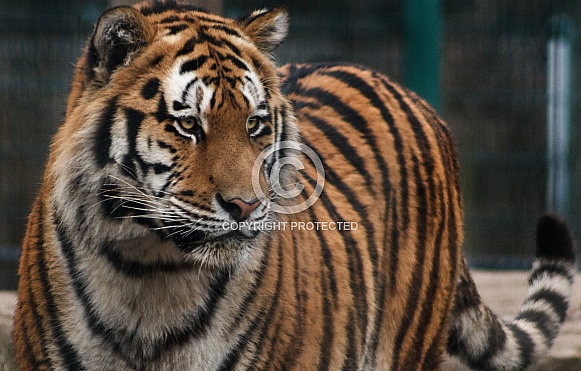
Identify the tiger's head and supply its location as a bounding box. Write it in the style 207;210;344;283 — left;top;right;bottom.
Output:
52;1;298;268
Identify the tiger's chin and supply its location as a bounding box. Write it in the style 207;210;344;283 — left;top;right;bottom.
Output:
171;228;263;269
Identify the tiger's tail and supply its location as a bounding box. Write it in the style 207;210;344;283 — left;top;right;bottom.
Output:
447;214;576;370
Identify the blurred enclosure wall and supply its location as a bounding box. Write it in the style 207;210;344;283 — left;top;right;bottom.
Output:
1;0;580;289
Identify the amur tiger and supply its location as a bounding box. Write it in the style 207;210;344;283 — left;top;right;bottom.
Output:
12;1;576;370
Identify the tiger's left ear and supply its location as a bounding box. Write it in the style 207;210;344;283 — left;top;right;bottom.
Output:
238;7;289;54
90;6;154;84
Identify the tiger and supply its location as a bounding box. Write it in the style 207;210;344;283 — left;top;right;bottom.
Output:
12;1;576;370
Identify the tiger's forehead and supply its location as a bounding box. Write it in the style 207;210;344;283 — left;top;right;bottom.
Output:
145;15;266;120
161;57;265;122
145;8;249;53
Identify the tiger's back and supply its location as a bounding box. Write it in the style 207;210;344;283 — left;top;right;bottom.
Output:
13;1;575;370
275;63;463;369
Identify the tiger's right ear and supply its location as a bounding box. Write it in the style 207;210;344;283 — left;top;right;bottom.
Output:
238;7;289;54
89;6;154;84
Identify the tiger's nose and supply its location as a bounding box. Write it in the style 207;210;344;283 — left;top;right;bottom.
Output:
216;194;261;222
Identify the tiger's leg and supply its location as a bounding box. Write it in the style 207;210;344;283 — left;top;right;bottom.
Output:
447;214;575;370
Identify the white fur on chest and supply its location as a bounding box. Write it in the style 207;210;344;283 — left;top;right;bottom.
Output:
58;233;259;370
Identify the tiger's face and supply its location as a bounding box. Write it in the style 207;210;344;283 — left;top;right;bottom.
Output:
56;4;295;267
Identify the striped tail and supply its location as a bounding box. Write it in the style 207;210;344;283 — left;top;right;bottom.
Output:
447;214;576;370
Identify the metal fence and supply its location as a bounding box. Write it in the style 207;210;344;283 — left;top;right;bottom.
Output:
1;0;579;289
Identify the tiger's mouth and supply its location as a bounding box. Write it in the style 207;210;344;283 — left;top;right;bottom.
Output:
162;223;261;253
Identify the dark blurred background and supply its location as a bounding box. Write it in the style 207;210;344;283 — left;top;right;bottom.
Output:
1;0;580;290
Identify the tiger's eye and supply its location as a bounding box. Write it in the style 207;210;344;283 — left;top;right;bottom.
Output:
246;116;261;133
179;116;197;131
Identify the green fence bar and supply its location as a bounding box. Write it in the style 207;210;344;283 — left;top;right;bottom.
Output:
403;0;441;110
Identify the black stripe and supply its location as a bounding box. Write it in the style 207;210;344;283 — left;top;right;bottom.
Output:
124;108;146;175
208;90;218;110
225;236;285;370
200;24;244;39
247;237;286;365
36;215;85;369
17;317;43;369
197;32;242;56
447;305;509;369
307;205;338;304
445;155;460;308
299;143;369;333
150;162;170;174
280;64;314;94
341;310;358;371
141;78;160;100
251;125;272;139
420;184;457;367
167;24;188;35
150;55;164;67
524;289;569;323
173;100;190;111
279;233;306;367
165;268;231;345
365;194;395;369
291;99;319;111
380;77;436;193
165;123;181;136
315;67;407;284
155;95;170;123
299;166;366;358
469;312;507;369
99;244;195;277
94;96;118;167
217;234;275;370
176;36;196;57
180;55;209;74
18;234;49;368
506;322;534;369
157;140;177;153
159;15;180;24
24;274;50;366
388;194;401;293
317;268;335;371
391;155;429;370
298;94;384;295
223;55;249;71
423;331;444;370
372;75;441;369
515;309;556;341
402;182;445;367
292;78;390;200
21;208;51;365
230;234;275;316
262;317;286;370
529;264;573;285
300;110;377;198
191;15;227;25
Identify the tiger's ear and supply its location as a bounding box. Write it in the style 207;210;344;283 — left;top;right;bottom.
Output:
239;7;289;54
90;6;154;83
